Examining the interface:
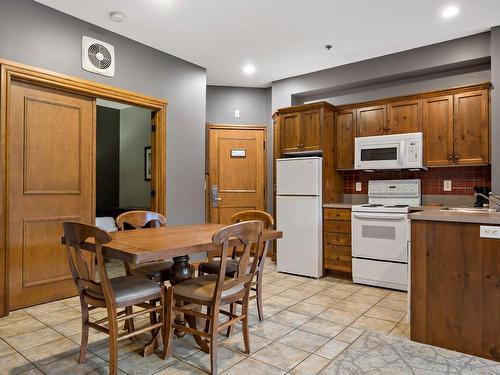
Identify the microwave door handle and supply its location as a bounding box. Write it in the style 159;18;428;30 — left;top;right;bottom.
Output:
352;213;407;220
399;141;405;166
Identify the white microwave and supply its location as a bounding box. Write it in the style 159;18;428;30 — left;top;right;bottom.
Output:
354;132;423;170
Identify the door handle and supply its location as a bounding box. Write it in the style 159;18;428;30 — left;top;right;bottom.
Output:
211;185;221;208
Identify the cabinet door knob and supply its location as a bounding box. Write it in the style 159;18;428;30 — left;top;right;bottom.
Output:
448;155;453;162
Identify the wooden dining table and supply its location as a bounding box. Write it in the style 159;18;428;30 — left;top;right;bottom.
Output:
64;223;283;355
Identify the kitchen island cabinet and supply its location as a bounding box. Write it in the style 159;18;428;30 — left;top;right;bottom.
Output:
410;216;500;361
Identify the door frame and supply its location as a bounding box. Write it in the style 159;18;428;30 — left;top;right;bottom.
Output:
0;59;167;316
205;123;268;223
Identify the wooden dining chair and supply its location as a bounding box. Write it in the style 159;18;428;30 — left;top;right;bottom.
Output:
63;222;167;375
163;220;264;375
115;210;172;332
115;210;172;282
199;210;274;321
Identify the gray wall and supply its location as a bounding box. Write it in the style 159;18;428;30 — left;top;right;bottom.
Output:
119;107;152;208
0;0;207;225
303;64;490;106
206;86;273;212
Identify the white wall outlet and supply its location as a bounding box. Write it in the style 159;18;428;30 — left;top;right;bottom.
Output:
480;226;500;239
443;180;452;191
355;182;362;192
234;109;240;118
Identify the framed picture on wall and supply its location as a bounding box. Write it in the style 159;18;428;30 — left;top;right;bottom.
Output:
144;146;152;181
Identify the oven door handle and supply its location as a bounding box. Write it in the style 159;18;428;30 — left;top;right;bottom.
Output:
352;213;407;221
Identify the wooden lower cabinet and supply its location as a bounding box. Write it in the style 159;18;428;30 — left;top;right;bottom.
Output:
411;220;499;361
323;208;352;275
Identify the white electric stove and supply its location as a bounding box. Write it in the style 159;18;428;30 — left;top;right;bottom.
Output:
351;179;421;291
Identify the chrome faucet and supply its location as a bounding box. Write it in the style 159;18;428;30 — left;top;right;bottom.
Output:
474;192;500;212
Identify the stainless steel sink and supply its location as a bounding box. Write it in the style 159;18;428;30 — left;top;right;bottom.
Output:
440;207;494;213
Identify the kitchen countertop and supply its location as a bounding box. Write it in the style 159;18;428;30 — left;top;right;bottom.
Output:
323;203;356;209
409;208;500;225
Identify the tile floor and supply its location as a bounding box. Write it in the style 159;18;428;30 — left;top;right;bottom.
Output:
0;259;494;374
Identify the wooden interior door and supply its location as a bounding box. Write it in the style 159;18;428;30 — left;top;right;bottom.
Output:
422;95;454;166
208;127;266;224
7;80;94;309
280;113;300;152
387;99;422;134
453;90;489;165
336;109;356;169
356;105;387;136
300;109;321;150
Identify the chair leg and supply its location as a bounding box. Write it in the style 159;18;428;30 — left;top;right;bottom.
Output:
162;287;174;359
108;308;119;375
242;297;251;355
149;299;158;328
210;309;219;375
79;301;90;363
226;303;235;337
256;272;264;321
159;286;169;359
204;306;211;333
124;306;135;335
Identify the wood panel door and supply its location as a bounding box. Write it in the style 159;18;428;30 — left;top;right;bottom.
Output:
7;80;94;309
208;127;266;224
300;109;321;151
453;90;489;165
387;99;422;134
336;109;356;169
356;105;387;137
280;113;300;153
422;95;454;166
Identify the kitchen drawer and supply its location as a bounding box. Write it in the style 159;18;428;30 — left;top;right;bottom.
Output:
324;244;352;273
324;232;351;246
324;208;351;221
324;220;351;233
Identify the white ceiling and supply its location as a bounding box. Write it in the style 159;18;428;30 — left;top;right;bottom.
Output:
35;0;500;87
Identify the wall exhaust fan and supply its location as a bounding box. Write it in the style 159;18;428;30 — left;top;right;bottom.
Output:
82;36;115;77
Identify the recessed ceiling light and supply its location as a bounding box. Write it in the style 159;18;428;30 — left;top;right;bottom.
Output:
110;11;126;23
243;64;256;74
441;6;459;18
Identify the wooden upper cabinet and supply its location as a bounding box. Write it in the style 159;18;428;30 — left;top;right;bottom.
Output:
301;109;321;150
422;95;454;166
280;113;301;153
356;105;386;137
336;109;356;169
453;90;489;165
387;99;422;134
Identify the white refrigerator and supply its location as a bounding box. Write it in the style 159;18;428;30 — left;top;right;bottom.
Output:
276;157;322;278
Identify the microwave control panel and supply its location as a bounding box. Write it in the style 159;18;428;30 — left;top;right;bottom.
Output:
405;140;421;165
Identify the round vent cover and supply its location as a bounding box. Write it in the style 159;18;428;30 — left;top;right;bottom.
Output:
87;43;112;69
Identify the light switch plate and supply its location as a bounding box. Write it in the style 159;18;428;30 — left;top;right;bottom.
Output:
480;226;500;239
234;109;240;118
443;180;452;191
355;182;362;192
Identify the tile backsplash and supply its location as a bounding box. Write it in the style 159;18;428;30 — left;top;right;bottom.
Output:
343;166;491;195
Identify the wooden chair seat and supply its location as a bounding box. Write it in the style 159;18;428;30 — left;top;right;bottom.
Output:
85;275;160;307
199;259;239;277
130;261;173;283
174;274;245;303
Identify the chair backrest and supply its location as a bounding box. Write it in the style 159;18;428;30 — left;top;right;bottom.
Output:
230;210;274;229
229;210;274;265
116;210;166;230
211;220;264;303
63;222;113;303
207;210;274;262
